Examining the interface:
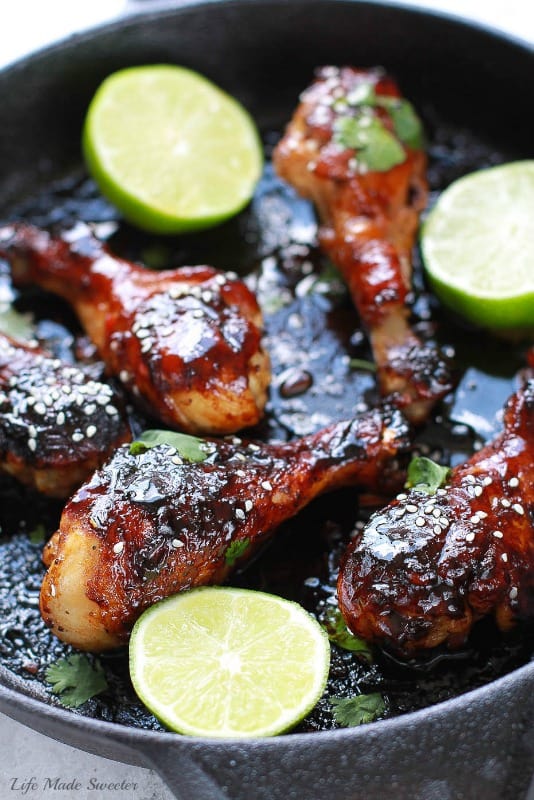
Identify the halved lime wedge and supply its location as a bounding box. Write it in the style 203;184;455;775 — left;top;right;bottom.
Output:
82;65;263;234
421;161;534;333
129;587;330;738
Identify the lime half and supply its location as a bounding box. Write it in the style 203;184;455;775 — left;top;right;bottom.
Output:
83;65;263;234
421;161;534;333
129;587;330;738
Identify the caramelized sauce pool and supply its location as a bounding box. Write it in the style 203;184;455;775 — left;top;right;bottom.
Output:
0;116;531;732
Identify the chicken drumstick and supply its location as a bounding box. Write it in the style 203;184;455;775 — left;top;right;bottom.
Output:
338;378;534;657
0;331;130;497
40;404;410;650
0;223;270;435
274;66;453;423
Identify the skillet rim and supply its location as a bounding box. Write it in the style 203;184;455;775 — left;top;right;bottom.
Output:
0;0;533;752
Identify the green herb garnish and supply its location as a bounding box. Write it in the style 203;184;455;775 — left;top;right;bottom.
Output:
45;654;108;708
0;305;35;340
349;358;377;373
130;429;210;462
28;523;46;544
225;538;250;566
320;604;373;661
333;80;425;171
330;693;385;727
405;456;451;495
334;115;405;172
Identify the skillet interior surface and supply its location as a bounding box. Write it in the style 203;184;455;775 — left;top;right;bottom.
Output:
0;1;533;798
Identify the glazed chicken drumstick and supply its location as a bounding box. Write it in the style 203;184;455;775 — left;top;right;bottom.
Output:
338;378;534;658
0;332;131;497
0;223;269;435
40;404;410;650
274;66;453;423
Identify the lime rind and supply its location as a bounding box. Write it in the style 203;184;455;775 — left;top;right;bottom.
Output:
83;65;263;235
421;161;534;332
129;586;331;738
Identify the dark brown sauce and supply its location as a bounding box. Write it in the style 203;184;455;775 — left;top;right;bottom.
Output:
0;118;532;733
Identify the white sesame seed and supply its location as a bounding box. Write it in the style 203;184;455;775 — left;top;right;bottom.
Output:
432;508;441;519
28;425;37;438
509;477;519;488
28;438;37;452
105;405;119;416
236;470;246;477
466;532;475;542
470;514;480;524
466;475;476;485
406;504;418;513
493;530;504;539
415;516;425;527
439;517;449;529
437;489;447;497
477;511;488;519
396;493;407;501
192;309;204;319
84;404;96;415
172;539;184;548
433;525;441;535
235;453;247;462
119;370;130;383
474;485;483;497
261;480;273;491
136;328;150;339
483;476;492;486
171;456;183;465
72;432;84;443
34;402;46;415
248;443;260;452
113;541;124;554
86;425;97;438
245;500;253;512
513;503;524;515
56;412;65;426
502;553;508;562
510;586;518;600
501;498;511;508
235;509;246;520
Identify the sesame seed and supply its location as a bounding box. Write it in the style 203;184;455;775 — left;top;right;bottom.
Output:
513;503;524;515
474;485;483;497
501;498;511;508
235;453;247;462
28;438;37;452
394;508;406;519
439;517;449;529
432;508;441;519
437;489;447;497
415;516;425;527
477;511;488;519
172;539;184;548
466;475;476;485
192;309;204;319
235;509;246;520
86;425;97;438
483;476;493;486
406;504;418;513
34;402;46;415
72;432;84;443
502;553;508;562
433;525;441;534
236;470;246;477
56;412;65;426
248;443;260;452
509;477;519;488
510;586;518;600
245;500;253;512
136;328;150;339
493;530;504;539
466;532;475;542
84;404;96;415
171;456;183;465
119;370;130;383
50;584;56;597
105;405;119;416
28;425;37;438
113;542;124;554
470;514;480;524
396;493;407;501
261;480;273;491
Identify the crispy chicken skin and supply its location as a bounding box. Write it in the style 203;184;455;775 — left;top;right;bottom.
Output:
338;379;534;658
0;223;270;435
40;404;410;650
274;66;453;423
0;332;131;497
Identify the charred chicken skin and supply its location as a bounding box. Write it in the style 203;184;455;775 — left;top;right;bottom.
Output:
338;379;534;658
40;404;410;650
274;66;453;423
0;332;131;497
0;223;269;435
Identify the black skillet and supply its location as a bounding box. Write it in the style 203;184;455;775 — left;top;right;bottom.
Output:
0;1;533;798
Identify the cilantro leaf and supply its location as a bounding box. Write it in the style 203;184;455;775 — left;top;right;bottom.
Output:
379;97;425;149
334;115;406;172
225;538;250;566
320;604;373;661
405;456;451;494
130;429;211;462
45;654;108;708
331;693;385;727
349;358;377;373
28;523;46;545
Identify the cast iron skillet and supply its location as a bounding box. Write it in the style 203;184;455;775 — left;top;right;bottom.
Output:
0;2;533;798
